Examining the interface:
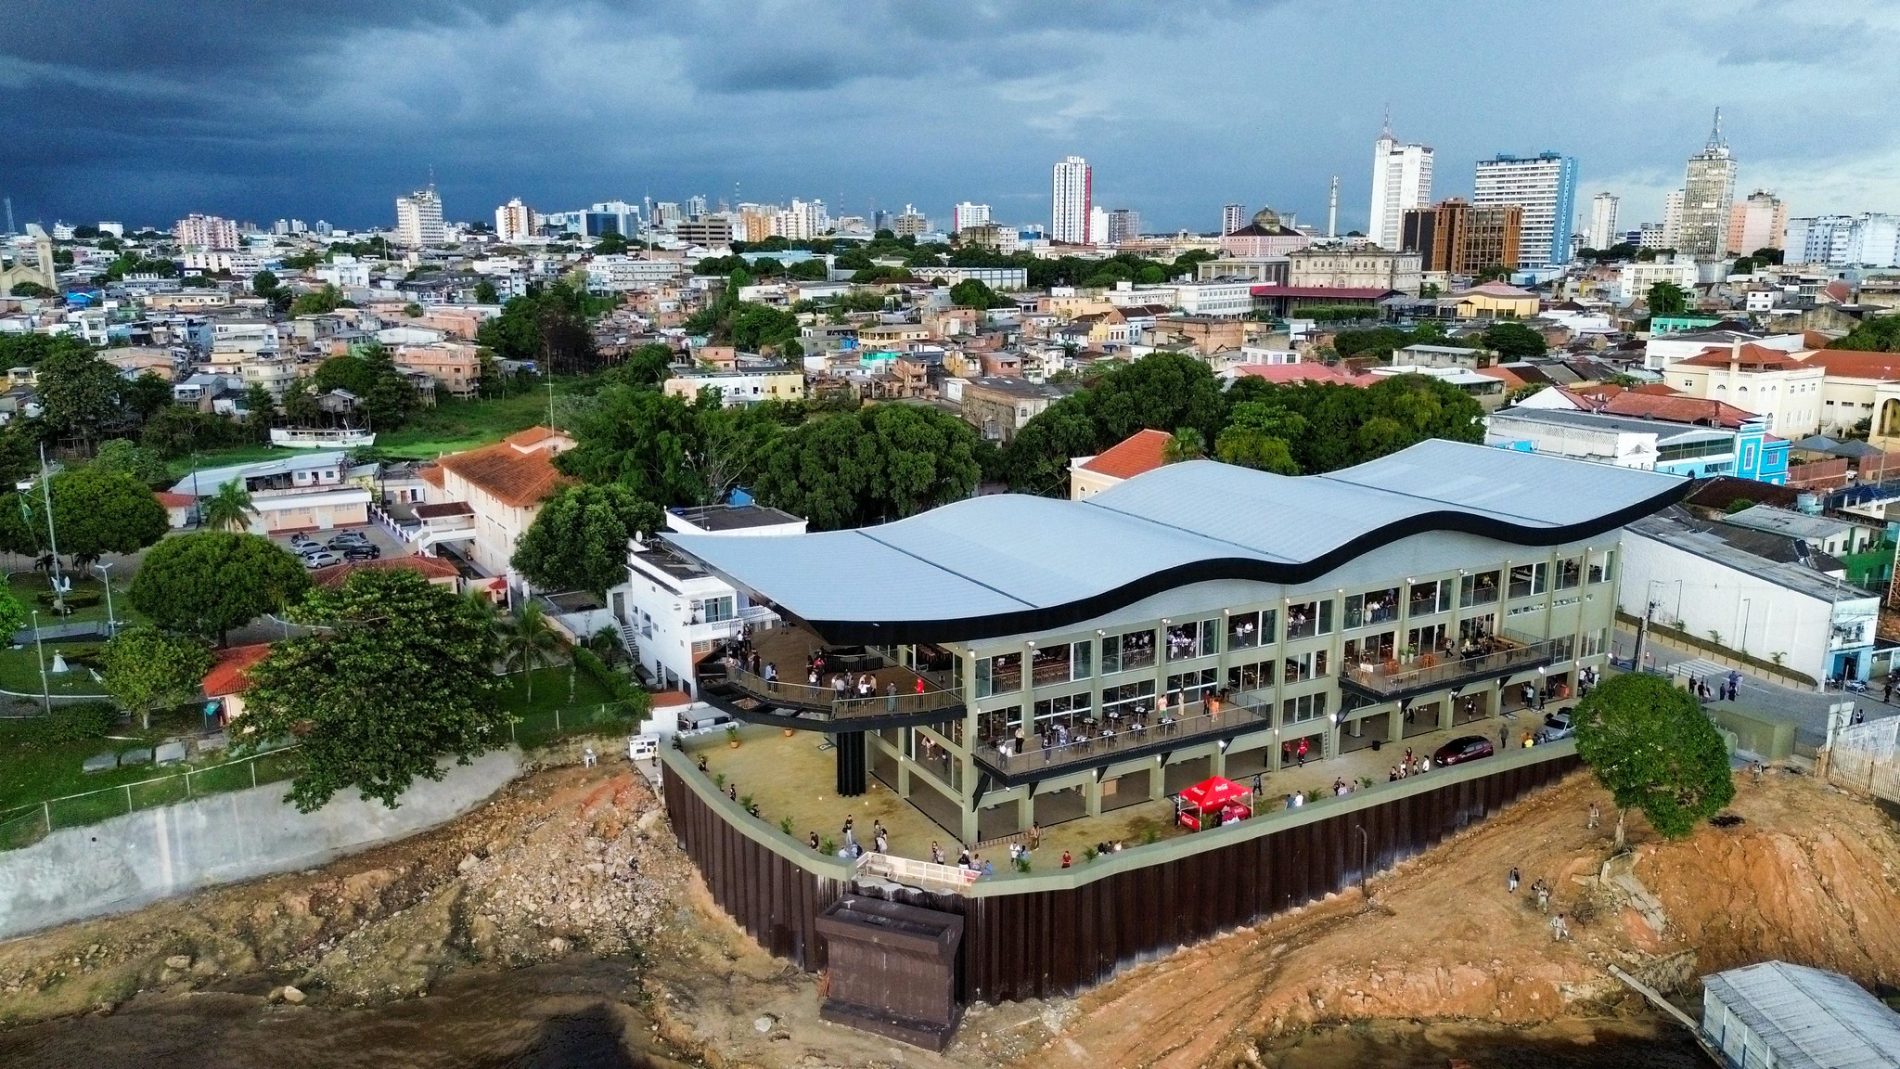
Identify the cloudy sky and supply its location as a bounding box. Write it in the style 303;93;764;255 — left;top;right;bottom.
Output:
5;0;1895;235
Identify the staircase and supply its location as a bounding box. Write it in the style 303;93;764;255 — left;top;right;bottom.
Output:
619;622;642;661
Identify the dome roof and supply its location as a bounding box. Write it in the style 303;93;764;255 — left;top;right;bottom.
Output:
1251;206;1281;230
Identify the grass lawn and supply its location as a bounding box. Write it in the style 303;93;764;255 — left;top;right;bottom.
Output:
0;643;111;699
500;664;629;749
5;572;142;632
165;375;599;479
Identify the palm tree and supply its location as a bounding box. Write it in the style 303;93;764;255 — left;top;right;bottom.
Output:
1163;428;1206;464
587;625;622;666
201;479;258;533
496;601;563;702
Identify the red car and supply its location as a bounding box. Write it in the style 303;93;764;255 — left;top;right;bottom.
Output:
1433;735;1494;766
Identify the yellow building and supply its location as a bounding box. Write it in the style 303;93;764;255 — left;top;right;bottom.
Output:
1450;281;1539;320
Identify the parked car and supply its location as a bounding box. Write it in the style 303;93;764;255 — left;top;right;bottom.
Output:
1433;735;1494;766
289;532;316;547
341;544;381;561
301;550;342;569
326;533;371;549
1538;709;1576;742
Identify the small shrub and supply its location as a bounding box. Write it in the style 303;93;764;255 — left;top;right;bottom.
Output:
739;793;754;811
1357;776;1374;790
1012;856;1031;873
1082;846;1098;863
713;772;726;789
724;724;739;744
36;590;103;611
1142;828;1159;845
24;701;120;745
779;816;794;835
820;836;837;855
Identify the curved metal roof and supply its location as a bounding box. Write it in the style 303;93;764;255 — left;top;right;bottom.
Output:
666;439;1689;643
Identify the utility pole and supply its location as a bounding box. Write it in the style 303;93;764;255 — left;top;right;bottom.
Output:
1631;597;1656;674
34;444;64;609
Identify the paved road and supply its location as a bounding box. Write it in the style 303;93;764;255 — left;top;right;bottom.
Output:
1613;629;1892;747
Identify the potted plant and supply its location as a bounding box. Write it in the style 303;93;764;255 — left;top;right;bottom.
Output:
725;724;740;748
779;816;794;835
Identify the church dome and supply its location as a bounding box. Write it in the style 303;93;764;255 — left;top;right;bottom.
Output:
1251;206;1281;230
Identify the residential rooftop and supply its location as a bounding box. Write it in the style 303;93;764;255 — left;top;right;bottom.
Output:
1721;503;1860;541
1628;508;1873;603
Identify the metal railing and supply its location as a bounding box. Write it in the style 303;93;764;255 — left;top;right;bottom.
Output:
1341;631;1558;697
975;699;1271;777
720;666;965;721
0;744;302;851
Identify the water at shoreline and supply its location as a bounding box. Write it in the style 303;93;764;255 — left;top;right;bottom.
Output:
0;959;694;1069
1256;1016;1708;1069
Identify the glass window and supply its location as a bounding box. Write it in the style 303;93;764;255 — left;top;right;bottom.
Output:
1588;549;1615;584
1100;630;1156;675
1166;667;1217;705
1287;599;1333;639
695;596;735;623
1031;690;1092;739
1508;562;1547;599
1227;610;1269;650
1101;679;1156;721
978;705;1019;746
1282;648;1330;684
1282;692;1328;724
1030;641;1090;687
1556;557;1582;590
1344;587;1400;628
1165;618;1219;661
974;652;1022;698
1461;570;1501;607
1408;579;1449;616
1227;657;1276;692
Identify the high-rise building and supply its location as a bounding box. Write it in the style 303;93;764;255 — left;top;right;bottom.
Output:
1400;198;1521;276
394;187;444;248
174;213;239;250
1471;152;1577;268
892;204;929;237
1637;223;1670;250
495;198;533;243
1784;214;1900;268
686;195;709;218
1089;206;1108;247
953;202;991;233
1678;109;1737;258
1221;203;1246;236
651;202;682;230
1586;193;1620;250
1726;190;1787;256
1051;155;1092;244
1367;119;1433;251
1105;208;1141;246
1661;190;1686;249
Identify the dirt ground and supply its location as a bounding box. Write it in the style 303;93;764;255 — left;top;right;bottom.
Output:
0;758;1896;1069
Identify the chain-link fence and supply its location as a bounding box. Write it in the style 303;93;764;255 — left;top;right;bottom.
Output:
0;746;303;851
508;701;643;751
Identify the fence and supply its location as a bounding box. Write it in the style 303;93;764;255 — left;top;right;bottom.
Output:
0;745;303;851
507;700;644;750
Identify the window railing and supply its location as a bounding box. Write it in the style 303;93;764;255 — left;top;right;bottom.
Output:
719;665;965;722
974;698;1270;778
1340;630;1560;697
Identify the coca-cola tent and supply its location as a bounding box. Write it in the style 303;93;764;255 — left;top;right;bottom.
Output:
1177;775;1254;831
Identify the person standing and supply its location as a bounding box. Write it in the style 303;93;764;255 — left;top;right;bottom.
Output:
1028;822;1042;850
764;662;778;691
808;831;820;852
1550;913;1569;942
1853;707;1866;725
1499;725;1509;752
1508;866;1521;894
1588;802;1600;829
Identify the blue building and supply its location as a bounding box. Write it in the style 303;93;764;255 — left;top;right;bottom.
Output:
1474;151;1579;269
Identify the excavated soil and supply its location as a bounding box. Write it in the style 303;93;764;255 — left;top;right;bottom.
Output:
0;760;1894;1069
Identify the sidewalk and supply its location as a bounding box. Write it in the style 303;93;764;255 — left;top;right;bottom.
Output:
1614;629;1893;748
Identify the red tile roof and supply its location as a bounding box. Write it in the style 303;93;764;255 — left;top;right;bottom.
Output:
434;427;573;508
309;555;460;589
419;466;445;488
1228;363;1369;386
154;490;196;508
1080;429;1174;479
1674;343;1810;370
1798;349;1900;380
1474;365;1530;389
203;643;272;697
1598;392;1760;428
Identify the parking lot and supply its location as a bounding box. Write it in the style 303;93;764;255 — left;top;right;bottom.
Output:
272;522;411;570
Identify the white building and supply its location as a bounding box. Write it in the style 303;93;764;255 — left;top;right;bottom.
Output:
1051;155;1093;244
586;255;684;291
906;265;1030;290
1726;190;1786;255
1473;152;1577;268
1089;206;1109;248
1171;281;1256;317
395;187;445;248
1677;111;1737;258
1621;508;1880;683
1661;189;1686;249
175;213;239;250
1586;193;1620;250
1367;122;1433;252
1637;222;1671;250
952;202;991;233
1785;213;1900;268
495;198;534;243
182;249;263;276
620;504;806;696
1616;259;1699;304
1221;203;1246;236
315;258;372;289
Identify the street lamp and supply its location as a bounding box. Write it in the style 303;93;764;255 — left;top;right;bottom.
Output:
93;561;116;636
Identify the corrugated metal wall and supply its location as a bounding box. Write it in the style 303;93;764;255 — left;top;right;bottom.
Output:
664;752;1580;1002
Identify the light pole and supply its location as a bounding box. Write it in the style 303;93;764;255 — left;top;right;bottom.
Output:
34;444;64;608
94;561;116;636
31;609;48;714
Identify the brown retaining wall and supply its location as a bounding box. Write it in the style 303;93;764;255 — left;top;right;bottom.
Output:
661;743;1581;1003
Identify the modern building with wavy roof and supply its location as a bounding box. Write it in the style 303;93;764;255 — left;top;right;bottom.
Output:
669;439;1688;844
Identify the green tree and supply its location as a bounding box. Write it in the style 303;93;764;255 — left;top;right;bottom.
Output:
609;342;675;390
282;378;322;426
1826;315;1900;353
9;282;54;298
999;395;1099;495
121;372;173;423
1482;320;1548;359
512;484;663;598
495;601;563;703
101;627;215;730
1572;673;1735;847
473;278;499;304
200;478;258;532
1750;246;1784;266
251;269;280;298
241;382;277;435
949;278;1007;309
1723;497;1756;514
91;438;170;485
752;405;982;529
0;584;27;641
128;531;310;644
1646;280;1691;317
0;333;94;368
235;569;508;812
313;344;418;428
1162;427;1205;462
290;283;343;316
559;386;712;504
0;466;168;561
35;347;127;449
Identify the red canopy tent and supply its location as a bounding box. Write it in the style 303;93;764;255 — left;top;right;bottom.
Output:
1177;775;1254;831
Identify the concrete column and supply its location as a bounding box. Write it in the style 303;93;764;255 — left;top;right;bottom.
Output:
1083;775;1103;817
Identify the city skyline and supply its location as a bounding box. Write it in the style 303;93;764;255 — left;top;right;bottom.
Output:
4;2;1898;233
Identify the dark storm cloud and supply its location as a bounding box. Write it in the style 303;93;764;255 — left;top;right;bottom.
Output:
4;1;1895;233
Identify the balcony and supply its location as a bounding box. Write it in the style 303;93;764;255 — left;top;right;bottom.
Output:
972;698;1272;787
1339;630;1559;703
698;626;966;730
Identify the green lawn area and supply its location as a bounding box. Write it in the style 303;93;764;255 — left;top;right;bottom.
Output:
0;705;224;815
5;571;142;632
499;664;633;749
0;643;111;698
164;376;598;479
